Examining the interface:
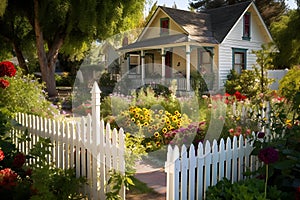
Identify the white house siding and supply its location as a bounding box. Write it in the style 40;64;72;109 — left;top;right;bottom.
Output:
218;6;271;88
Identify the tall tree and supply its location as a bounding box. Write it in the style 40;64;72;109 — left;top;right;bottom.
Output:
270;9;300;68
189;0;286;27
0;0;7;16
0;0;145;97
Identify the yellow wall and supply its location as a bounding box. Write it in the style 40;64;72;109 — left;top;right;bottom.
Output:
141;9;185;40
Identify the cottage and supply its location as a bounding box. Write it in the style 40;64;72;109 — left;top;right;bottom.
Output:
118;1;273;94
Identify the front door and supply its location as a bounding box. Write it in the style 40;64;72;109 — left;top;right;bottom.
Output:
165;51;172;78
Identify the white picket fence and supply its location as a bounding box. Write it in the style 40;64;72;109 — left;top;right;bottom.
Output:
11;82;126;200
165;136;260;200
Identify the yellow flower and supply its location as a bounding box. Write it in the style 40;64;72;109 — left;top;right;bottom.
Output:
162;127;168;133
172;116;178;122
134;114;139;118
155;114;160;119
156;141;161;147
177;122;181;127
174;110;179;115
286;119;292;126
159;110;164;115
166;120;171;125
154;132;160;137
139;115;144;120
131;118;135;122
144;122;149;127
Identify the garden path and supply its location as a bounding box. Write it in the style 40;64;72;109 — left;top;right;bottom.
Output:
134;159;166;195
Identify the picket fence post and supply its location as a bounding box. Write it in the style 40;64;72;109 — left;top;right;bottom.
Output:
165;135;261;200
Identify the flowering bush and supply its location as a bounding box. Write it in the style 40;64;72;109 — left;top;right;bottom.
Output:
166;121;206;148
0;61;16;90
117;106;191;151
0;110;86;199
0;61;59;117
0;61;16;77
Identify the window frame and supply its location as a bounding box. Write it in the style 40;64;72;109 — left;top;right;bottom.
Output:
128;54;141;74
242;12;251;40
232;48;248;74
160;17;170;36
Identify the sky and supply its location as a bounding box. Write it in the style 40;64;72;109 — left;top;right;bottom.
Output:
154;0;298;10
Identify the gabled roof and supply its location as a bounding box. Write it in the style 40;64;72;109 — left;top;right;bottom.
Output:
205;1;252;42
119;1;271;51
160;7;217;44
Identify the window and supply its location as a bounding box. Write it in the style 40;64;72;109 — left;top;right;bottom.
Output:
198;47;214;89
198;47;213;75
160;18;169;35
129;54;140;74
232;48;247;74
243;12;251;40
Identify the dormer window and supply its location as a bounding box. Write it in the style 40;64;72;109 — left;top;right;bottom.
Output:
243;12;251;40
160;18;169;35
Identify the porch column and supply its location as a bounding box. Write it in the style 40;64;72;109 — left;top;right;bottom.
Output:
186;45;191;91
161;48;165;81
141;50;145;85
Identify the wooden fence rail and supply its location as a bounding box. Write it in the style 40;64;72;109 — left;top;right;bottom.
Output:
165;135;261;200
11;82;125;200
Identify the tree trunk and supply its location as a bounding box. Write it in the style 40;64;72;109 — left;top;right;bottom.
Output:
13;42;29;74
33;0;58;97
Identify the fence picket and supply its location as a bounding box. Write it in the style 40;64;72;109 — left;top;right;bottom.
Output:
180;145;188;200
188;144;196;200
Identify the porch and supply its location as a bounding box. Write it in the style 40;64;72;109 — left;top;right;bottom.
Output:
119;43;218;95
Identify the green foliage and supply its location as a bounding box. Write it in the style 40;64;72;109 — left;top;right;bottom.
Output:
24;135;86;200
224;69;261;98
279;66;300;111
206;178;284;200
224;67;273;99
0;111;86;200
0;68;59;117
55;72;75;87
105;170;135;200
98;71;117;100
0;0;7;16
248;91;300;198
271;10;300;68
191;71;209;95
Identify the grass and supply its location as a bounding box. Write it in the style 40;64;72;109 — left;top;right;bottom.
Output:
128;176;155;194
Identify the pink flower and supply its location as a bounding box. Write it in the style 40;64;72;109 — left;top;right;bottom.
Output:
0;168;18;190
0;150;5;161
0;78;9;89
246;129;251;135
236;126;242;133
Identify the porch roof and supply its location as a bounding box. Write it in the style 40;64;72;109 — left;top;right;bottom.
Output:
119;34;188;51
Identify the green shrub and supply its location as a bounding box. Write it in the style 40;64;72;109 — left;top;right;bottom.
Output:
279;66;300;111
206;178;285;200
0;68;59;117
224;67;273;99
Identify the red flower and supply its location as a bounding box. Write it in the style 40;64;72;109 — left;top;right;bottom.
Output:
0;78;9;89
13;153;26;168
258;147;279;164
0;61;16;77
0;168;18;190
0;150;4;161
234;91;247;101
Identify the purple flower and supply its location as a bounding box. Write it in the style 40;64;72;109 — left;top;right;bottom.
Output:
257;132;265;138
258;147;279;164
